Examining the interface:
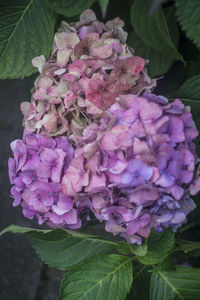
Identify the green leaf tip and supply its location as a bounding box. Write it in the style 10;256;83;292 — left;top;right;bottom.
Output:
0;0;55;79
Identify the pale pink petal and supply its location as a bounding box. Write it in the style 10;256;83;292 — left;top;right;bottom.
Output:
90;44;113;59
57;48;71;67
42;113;57;133
101;133;118;150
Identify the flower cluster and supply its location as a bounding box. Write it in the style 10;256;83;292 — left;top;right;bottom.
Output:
20;9;156;137
8;131;90;228
61;94;199;244
8;10;200;244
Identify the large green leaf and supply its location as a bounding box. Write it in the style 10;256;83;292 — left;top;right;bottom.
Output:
0;0;55;79
128;6;180;77
176;0;200;49
176;239;200;256
59;254;133;300
176;75;200;101
0;225;116;270
29;230;116;270
138;229;175;265
128;30;173;77
130;0;182;61
149;0;172;16
164;6;179;48
150;266;200;300
151;254;176;272
51;0;95;17
127;263;151;300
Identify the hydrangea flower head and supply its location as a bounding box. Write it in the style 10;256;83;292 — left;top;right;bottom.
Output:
20;9;156;137
61;94;200;244
8;10;200;245
8;131;90;228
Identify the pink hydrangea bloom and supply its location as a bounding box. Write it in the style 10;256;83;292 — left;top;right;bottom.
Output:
20;9;156;137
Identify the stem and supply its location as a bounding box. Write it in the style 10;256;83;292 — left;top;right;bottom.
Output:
179;222;198;233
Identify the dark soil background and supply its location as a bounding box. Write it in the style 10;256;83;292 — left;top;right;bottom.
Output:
0;78;64;300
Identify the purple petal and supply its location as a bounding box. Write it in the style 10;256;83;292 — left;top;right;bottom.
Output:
170;212;186;224
8;158;16;183
63;208;78;224
140;165;153;180
129;187;159;204
11;186;21;206
170;117;185;143
36;162;52;179
156;173;174;187
40;147;58;164
170;185;184;200
51;149;66;183
21;150;40;171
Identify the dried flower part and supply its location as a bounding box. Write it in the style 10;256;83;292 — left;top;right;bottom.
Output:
61;94;200;244
21;9;156;137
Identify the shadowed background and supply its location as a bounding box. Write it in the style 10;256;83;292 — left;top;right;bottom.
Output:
0;78;64;300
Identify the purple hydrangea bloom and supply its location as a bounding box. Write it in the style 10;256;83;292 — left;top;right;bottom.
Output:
61;94;200;244
121;159;153;186
8;131;89;229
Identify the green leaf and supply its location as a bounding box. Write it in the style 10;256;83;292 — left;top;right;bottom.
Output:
0;224;94;238
128;6;180;77
0;0;55;79
138;229;175;265
130;242;148;256
176;0;200;49
0;225;116;270
115;239;148;256
116;241;132;255
150;266;200;300
164;6;180;48
59;254;133;300
0;224;46;236
176;239;200;256
127;263;151;300
151;271;175;300
28;230;116;270
99;0;109;18
151;254;176;272
176;75;200;101
128;30;173;77
149;0;171;16
1;225;138;268
50;0;95;17
130;0;183;61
